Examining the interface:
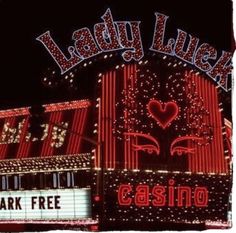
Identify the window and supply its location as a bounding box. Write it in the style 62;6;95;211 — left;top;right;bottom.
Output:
66;171;74;188
59;172;67;188
0;175;8;191
13;175;21;190
74;170;90;188
53;172;59;188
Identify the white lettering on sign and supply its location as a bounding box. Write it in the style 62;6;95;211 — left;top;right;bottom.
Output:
0;188;91;220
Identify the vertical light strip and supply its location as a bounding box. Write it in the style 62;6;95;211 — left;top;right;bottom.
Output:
186;72;191;172
16;117;29;158
46;111;62;156
71;110;81;154
2;117;16;158
124;66;128;169
66;110;79;154
105;73;109;168
127;65;131;169
109;71;112;168
76;108;88;153
202;79;208;173
112;71;116;169
210;81;218;172
0;118;8;158
41;112;54;156
196;74;203;172
96;98;102;168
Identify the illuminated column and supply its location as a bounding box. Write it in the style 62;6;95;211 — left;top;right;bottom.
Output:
100;71;117;169
123;64;138;170
186;72;228;174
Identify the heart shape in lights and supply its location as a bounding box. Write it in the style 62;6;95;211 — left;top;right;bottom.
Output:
147;100;179;129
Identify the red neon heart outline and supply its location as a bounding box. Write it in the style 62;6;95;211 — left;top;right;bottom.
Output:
147;100;179;129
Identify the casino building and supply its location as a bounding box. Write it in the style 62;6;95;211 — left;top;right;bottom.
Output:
0;59;232;231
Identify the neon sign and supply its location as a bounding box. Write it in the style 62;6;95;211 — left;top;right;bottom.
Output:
118;180;208;208
37;9;232;91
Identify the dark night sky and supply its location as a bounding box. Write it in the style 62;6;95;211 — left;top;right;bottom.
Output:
0;0;233;110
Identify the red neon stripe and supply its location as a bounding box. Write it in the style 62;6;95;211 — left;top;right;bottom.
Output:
66;110;75;154
132;64;137;169
42;112;55;156
0;100;90;119
16;117;29;158
199;75;204;172
40;112;56;156
107;71;110;168
195;75;201;172
77;108;87;153
71;110;81;154
192;74;197;172
70;109;82;154
189;74;193;172
211;82;218;172
209;81;217;172
214;81;221;173
131;64;134;169
102;75;105;142
112;71;116;169
192;74;196;172
23;137;31;158
206;79;213;172
40;114;50;156
46;111;62;156
2;117;16;158
186;72;191;171
202;79;207;173
199;76;204;172
108;71;111;168
97;98;102;168
211;82;219;173
109;71;113;168
105;73;109;168
75;109;84;153
1;118;11;157
127;65;131;169
20;117;30;158
52;111;63;155
111;71;114;168
20;117;29;158
192;74;196;173
73;109;82;153
66;110;77;154
218;90;226;173
134;64;138;170
0;118;8;158
185;72;191;171
203;79;208;173
123;66;127;169
214;86;224;173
